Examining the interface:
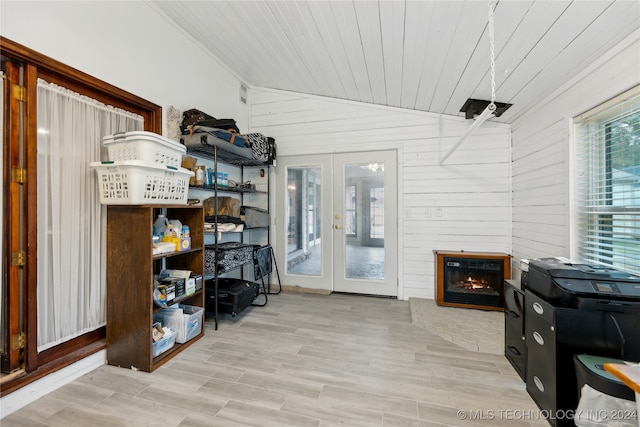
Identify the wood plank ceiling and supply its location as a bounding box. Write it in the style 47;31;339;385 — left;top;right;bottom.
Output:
150;0;640;124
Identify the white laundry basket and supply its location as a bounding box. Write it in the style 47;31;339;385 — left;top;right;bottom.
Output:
90;160;194;205
103;131;186;167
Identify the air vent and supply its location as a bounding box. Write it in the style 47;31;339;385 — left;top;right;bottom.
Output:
240;84;247;104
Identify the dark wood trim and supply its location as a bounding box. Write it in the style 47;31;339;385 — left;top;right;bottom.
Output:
0;37;162;134
0;36;162;394
0;335;106;397
37;328;106;367
24;62;39;372
0;63;7;373
2;59;22;373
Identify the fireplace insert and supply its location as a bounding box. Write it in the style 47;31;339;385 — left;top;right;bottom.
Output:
435;251;511;310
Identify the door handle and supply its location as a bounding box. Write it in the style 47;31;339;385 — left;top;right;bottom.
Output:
506;309;520;318
507;345;521;356
334;224;342;230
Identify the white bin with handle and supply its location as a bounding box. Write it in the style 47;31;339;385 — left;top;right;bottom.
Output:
90;160;194;205
103;131;186;167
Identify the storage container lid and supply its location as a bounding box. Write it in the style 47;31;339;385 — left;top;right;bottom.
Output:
102;131;186;153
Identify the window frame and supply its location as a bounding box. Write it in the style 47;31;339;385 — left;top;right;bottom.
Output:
1;36;161;396
573;85;640;275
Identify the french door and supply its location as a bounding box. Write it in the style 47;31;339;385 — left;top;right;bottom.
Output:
274;151;398;296
1;59;27;377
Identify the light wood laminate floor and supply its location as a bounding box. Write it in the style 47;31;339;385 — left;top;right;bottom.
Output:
3;292;547;427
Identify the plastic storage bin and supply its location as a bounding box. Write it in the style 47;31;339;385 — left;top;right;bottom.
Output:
103;131;186;167
153;305;204;344
241;206;269;228
90;160;194;205
152;327;176;358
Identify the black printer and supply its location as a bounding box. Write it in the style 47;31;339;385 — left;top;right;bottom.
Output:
519;258;640;426
522;257;640;309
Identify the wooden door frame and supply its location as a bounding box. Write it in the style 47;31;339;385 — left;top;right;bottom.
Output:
0;36;162;396
1;57;25;376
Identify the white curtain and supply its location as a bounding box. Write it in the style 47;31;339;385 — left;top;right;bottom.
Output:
36;79;143;351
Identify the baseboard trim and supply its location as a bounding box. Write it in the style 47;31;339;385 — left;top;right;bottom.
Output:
279;285;332;295
0;350;106;418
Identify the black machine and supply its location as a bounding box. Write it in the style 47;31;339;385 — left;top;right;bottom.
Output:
523;258;640;308
520;258;640;427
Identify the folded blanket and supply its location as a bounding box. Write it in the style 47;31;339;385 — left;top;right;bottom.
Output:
187;125;248;148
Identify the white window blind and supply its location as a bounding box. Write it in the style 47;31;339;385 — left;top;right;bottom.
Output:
575;86;640;275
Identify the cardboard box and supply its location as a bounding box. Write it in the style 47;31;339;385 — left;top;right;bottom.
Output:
179;236;191;251
186;277;195;296
157;280;176;303
181;155;198;185
181;155;197;170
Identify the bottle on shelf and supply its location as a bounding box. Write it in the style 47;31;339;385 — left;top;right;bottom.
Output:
169;219;183;237
195;166;205;186
164;223;176;238
162;223;181;252
153;214;168;239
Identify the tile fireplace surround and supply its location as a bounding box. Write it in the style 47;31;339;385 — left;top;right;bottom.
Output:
409;297;503;354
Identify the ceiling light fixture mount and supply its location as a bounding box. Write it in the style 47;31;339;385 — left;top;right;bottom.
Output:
441;0;509;165
460;98;512;119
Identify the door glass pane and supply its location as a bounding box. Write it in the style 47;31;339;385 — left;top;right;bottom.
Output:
287;166;321;276
345;163;385;280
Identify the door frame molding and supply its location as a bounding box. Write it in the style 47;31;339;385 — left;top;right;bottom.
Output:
273;149;403;298
333;150;398;296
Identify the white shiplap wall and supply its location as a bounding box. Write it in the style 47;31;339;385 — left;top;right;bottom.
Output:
249;88;511;299
510;30;640;281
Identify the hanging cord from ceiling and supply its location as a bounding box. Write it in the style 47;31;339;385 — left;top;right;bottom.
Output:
488;0;497;110
440;0;498;165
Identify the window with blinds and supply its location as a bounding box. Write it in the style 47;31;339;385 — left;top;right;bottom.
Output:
575;86;640;275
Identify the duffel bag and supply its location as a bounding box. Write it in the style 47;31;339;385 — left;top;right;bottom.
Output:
245;133;276;164
197;118;240;134
181;109;240;134
181;108;215;134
